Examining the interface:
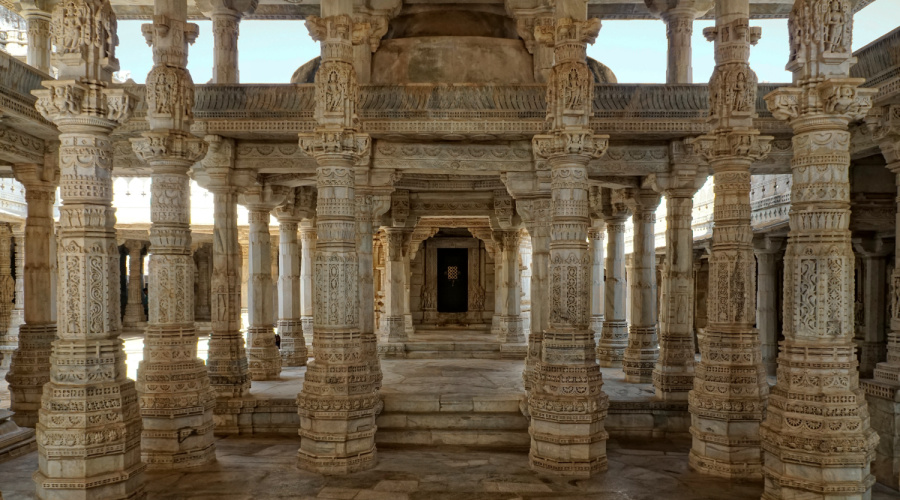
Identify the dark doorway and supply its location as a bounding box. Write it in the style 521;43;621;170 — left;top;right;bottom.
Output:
437;248;468;313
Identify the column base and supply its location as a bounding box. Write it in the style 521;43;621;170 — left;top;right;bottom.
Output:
860;379;900;490
597;320;627;367
247;326;282;380
296;392;379;475
688;447;762;480
652;371;693;401
0;409;36;463
279;319;308;367
623;325;658;383
34;462;147;500
856;340;886;379
207;332;251;399
142;438;216;470
498;316;524;343
382;316;407;342
6;323;55;428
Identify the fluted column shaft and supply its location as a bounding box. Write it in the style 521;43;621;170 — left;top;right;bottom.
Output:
624;190;660;383
7;169;57;428
277;221;306;366
653;184;700;400
589;221;605;345
598;215;628;366
245;207;280;379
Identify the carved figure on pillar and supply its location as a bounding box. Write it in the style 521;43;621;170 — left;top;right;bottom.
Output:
240;184;287;380
761;0;879;495
296;8;381;474
687;0;772;479
528;0;610;476
31;0;146;494
130;0;217;469
649;145;708;400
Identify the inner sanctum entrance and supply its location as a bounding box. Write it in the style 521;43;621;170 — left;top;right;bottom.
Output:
437;248;468;313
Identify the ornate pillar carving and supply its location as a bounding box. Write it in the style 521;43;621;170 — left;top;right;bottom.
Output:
686;0;772;478
753;235;784;377
19;1;52;74
762;0;879;494
650;146;708;400
645;0;714;84
528;1;610;476
296;9;380;474
197;136;250;399
623;188;661;383
381;227;411;342
7;158;58;428
517;196;551;394
31;0;145;493
130;1;216;468
299;220;316;350
122;239;148;328
274;187;315;367
240;184;287;381
203;0;257;84
598;191;630;366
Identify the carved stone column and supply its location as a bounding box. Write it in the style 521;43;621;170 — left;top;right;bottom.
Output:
241;185;286;381
645;0;713;84
296;10;380;474
762;0;879;494
195;243;211;322
589;218;605;344
6;159;57;428
529;3;609;476
687;0;771;479
598;193;630;367
20;2;51;74
495;230;524;343
274;188;315;367
517;196;551;394
31;0;145;494
122;239;148;328
198;136;250;399
623;188;661;383
753;235;784;377
650;149;707;400
203;0;256;84
0;225;14;370
356;191;390;389
131;3;217;468
299;221;316;352
852;237;889;379
10;225;25;339
382;227;410;342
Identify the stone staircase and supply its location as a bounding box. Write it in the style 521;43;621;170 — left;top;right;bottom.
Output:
375;392;530;449
378;328;527;359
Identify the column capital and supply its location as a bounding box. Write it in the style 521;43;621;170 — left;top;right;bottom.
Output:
645;0;713;23
752;234;785;255
123;239;149;254
852;235;891;258
240;183;289;213
274;186;316;223
622;187;661;216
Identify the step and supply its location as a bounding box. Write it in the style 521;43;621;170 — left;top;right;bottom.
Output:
379;342;527;359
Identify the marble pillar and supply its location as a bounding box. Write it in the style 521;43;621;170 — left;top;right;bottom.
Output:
296;8;381;474
754;235;784;377
274;188;315;367
528;2;609;476
195;244;212;322
589;219;605;345
241;186;287;381
645;0;713;84
122;240;147;328
651;151;707;400
7;162;57;429
382;227;410;342
762;0;879;494
623;189;661;383
201;136;250;399
131;0;217;468
31;0;146;492
518;197;551;393
598;195;629;367
497;230;524;343
299;221;316;352
0;225;14;369
688;0;771;479
852;238;889;379
10;226;24;341
356;191;390;390
20;5;51;74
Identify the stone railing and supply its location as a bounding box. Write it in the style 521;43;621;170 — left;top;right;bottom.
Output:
0;49;51;127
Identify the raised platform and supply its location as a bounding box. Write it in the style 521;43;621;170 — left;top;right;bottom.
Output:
214;359;690;443
377;329;527;360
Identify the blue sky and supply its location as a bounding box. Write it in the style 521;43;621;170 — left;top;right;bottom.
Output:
116;0;899;85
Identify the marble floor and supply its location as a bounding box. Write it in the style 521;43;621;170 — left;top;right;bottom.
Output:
2;435;899;499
